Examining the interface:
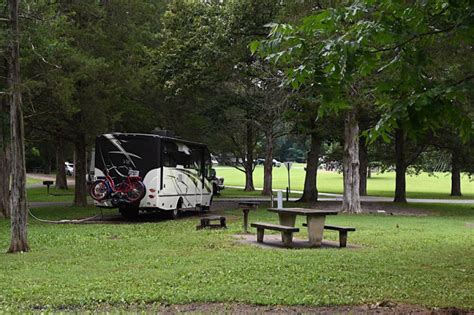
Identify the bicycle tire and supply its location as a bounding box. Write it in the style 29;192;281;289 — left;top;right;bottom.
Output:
126;181;146;202
90;180;110;201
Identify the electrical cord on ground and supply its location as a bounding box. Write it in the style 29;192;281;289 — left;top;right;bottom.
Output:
28;208;102;224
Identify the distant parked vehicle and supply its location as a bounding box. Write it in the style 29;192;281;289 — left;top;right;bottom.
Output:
255;158;281;167
65;162;74;176
209;169;225;195
255;158;265;165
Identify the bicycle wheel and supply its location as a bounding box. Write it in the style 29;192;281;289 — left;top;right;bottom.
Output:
90;180;110;201
126;181;146;202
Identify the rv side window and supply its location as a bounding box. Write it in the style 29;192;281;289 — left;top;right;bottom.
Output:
163;142;203;175
190;146;202;175
163;142;178;167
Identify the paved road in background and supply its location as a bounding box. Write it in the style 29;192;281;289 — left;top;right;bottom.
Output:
26;174;473;206
27;174;75;189
226;186;474;205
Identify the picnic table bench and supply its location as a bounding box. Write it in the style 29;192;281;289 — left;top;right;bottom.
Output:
196;215;227;230
251;222;299;247
302;223;355;247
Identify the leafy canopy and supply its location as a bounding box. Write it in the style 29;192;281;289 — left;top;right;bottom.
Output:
251;0;473;142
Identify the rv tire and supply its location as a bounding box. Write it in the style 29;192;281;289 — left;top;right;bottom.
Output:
170;199;183;220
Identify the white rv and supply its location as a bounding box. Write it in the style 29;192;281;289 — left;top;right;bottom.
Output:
93;133;214;218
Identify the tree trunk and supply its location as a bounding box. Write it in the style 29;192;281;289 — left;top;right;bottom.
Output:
299;132;321;203
73;135;88;206
262;129;273;195
394;127;407;202
450;148;462;196
244;121;255;191
359;137;368;196
341;109;361;213
8;0;29;253
0;95;11;218
244;166;254;192
55;137;68;190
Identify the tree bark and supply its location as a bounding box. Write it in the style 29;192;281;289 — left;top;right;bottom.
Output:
450;148;462;196
394;127;407;202
8;0;30;253
299;132;321;203
262;129;273;195
244;166;254;192
359;137;368;196
341;109;361;213
244;121;255;191
0;97;10;219
73;135;88;206
55;137;68;190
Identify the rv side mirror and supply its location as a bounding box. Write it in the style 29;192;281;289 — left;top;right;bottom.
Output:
210;168;216;179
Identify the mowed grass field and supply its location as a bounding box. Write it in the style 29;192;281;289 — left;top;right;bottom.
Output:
216;165;474;199
27;187;76;203
0;203;473;312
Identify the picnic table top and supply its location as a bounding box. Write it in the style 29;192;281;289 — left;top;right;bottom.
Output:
267;208;339;216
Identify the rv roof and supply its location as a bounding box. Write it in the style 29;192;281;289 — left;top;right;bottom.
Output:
101;133;207;147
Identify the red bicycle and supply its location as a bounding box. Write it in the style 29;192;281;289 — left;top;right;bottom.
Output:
90;166;146;204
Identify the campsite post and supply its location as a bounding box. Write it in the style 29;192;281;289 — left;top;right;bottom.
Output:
284;161;293;200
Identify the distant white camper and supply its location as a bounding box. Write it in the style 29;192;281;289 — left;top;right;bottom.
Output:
93;133;215;219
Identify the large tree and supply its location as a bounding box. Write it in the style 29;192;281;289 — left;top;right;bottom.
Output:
0;1;10;218
155;0;283;191
7;0;29;253
252;5;368;213
0;51;10;218
255;0;473;209
0;92;10;218
21;1;165;205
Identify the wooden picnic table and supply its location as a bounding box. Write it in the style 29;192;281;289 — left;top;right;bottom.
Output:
238;201;260;233
268;208;339;247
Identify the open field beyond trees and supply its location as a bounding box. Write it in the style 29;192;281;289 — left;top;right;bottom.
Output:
0;203;473;312
216;165;474;199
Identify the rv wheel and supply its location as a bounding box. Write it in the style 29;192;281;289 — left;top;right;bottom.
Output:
170;199;182;220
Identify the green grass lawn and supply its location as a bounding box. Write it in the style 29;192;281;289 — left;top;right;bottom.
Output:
216;165;474;199
27;187;76;203
0;203;473;311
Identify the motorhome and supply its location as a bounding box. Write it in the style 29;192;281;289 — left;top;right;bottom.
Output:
92;133;214;218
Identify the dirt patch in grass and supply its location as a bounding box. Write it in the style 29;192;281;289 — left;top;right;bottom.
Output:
67;302;473;314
